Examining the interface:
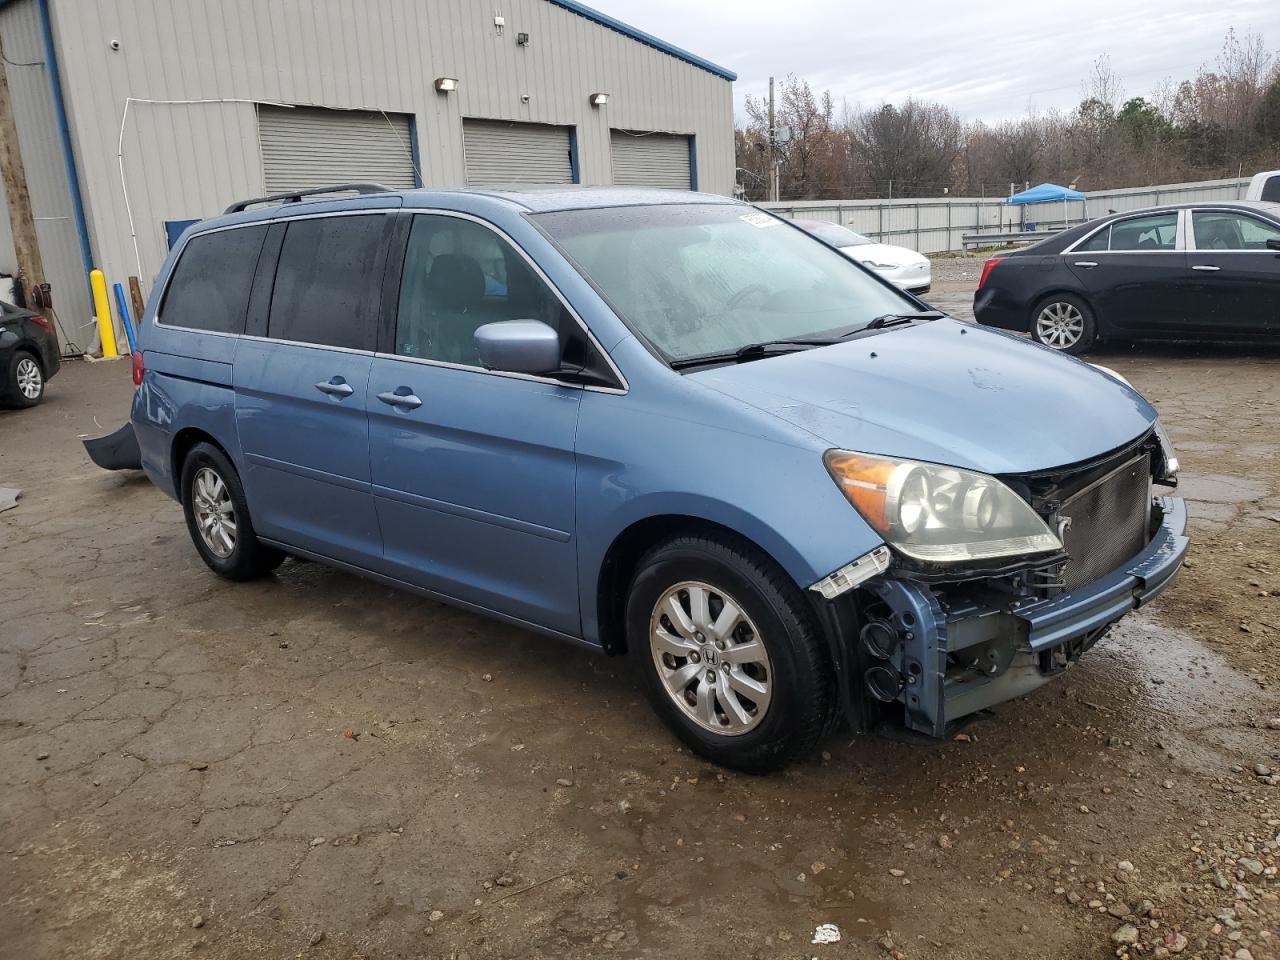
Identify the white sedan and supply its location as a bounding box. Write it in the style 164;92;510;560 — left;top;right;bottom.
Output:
794;219;931;294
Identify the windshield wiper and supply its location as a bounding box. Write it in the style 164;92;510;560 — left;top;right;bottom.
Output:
670;316;945;371
669;337;841;371
732;337;843;360
864;310;946;330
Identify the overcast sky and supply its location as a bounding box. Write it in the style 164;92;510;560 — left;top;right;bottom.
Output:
595;0;1280;123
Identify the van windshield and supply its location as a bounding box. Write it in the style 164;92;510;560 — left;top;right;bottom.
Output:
534;204;915;362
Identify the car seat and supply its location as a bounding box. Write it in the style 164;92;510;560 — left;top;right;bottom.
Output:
423;254;485;365
1198;219;1238;251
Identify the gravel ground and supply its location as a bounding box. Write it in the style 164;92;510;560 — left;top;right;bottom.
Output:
923;254;989;321
2;304;1279;959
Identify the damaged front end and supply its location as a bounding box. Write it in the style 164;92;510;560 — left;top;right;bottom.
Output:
813;431;1189;738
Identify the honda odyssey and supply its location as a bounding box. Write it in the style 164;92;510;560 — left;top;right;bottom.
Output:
131;184;1188;771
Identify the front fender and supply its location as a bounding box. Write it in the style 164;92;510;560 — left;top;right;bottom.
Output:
574;374;885;645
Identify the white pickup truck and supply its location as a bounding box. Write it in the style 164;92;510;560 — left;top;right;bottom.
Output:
1246;170;1280;202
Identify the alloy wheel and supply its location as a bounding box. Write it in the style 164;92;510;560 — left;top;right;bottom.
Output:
15;357;42;399
649;580;772;735
1034;302;1085;350
191;466;237;558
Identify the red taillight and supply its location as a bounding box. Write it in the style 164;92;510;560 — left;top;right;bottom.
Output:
131;350;145;386
30;313;52;331
977;257;1003;290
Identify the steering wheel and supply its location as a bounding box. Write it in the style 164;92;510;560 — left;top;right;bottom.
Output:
727;283;771;310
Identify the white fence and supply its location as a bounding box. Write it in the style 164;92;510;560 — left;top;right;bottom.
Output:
759;177;1252;254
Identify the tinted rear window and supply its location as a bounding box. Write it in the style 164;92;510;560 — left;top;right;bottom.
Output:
1262;176;1280;203
268;215;385;350
160;226;268;333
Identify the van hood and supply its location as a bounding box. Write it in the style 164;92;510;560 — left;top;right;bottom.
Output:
690;319;1157;474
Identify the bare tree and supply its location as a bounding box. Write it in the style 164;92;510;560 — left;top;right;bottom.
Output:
1172;29;1276;163
991;118;1044;188
1082;53;1125;116
847;99;963;196
742;75;841;199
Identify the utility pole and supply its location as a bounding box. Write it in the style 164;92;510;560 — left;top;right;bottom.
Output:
0;33;46;312
766;76;778;202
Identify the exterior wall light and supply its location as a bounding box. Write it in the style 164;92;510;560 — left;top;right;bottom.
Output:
435;77;459;93
589;92;609;107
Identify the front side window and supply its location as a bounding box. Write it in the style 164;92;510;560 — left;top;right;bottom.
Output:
160;225;268;333
268;215;386;350
1107;213;1178;251
534;204;913;362
1193;211;1280;250
395;215;568;366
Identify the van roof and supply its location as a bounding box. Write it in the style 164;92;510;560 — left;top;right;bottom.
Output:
426;185;737;212
201;184;737;233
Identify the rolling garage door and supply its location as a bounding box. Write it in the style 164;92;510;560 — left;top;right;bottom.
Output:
463;119;574;186
610;130;692;190
258;106;418;194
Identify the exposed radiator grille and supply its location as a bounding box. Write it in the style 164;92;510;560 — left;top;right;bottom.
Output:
1057;454;1152;591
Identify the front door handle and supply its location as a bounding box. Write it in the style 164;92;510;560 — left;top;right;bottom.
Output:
1072;260;1099;268
1191;264;1221;272
315;377;354;398
377;388;423;410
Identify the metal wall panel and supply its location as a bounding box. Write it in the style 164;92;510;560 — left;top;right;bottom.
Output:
0;0;90;340
761;178;1253;254
258;105;416;193
610;129;690;189
462;119;572;185
40;0;736;298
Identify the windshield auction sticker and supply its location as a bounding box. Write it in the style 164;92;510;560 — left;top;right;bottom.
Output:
739;212;780;229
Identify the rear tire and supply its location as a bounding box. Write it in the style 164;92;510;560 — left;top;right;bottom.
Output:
180;442;284;581
625;533;833;773
1030;294;1097;355
4;351;44;408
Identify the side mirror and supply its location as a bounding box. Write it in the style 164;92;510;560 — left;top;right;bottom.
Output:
474;319;561;375
1267;238;1280;252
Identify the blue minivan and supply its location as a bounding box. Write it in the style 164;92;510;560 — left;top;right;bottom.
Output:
131;184;1188;771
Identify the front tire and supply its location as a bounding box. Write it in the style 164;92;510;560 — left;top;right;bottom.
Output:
180;442;284;581
625;533;833;773
1030;294;1097;355
4;351;44;407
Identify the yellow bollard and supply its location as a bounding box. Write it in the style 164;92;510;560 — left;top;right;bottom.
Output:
90;269;118;358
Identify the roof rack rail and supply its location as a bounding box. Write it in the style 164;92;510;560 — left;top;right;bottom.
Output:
224;183;392;215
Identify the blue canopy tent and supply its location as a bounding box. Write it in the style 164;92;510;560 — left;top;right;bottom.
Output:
1006;183;1087;233
1007;182;1085;204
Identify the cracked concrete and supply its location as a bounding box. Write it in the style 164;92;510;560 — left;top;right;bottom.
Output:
2;340;1279;959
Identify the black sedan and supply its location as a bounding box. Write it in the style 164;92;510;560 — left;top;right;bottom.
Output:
973;201;1280;354
0;300;60;407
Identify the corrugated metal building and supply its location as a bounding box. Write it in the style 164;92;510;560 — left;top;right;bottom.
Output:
0;0;735;348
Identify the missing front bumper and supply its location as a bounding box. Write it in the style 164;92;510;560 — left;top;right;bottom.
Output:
829;497;1188;738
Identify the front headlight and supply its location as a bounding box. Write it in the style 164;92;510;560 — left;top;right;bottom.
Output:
824;450;1062;564
865;261;901;270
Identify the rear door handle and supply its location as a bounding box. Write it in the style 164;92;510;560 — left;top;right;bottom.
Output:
1191;264;1221;272
377;388;423;410
1071;260;1098;268
315;377;354;398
